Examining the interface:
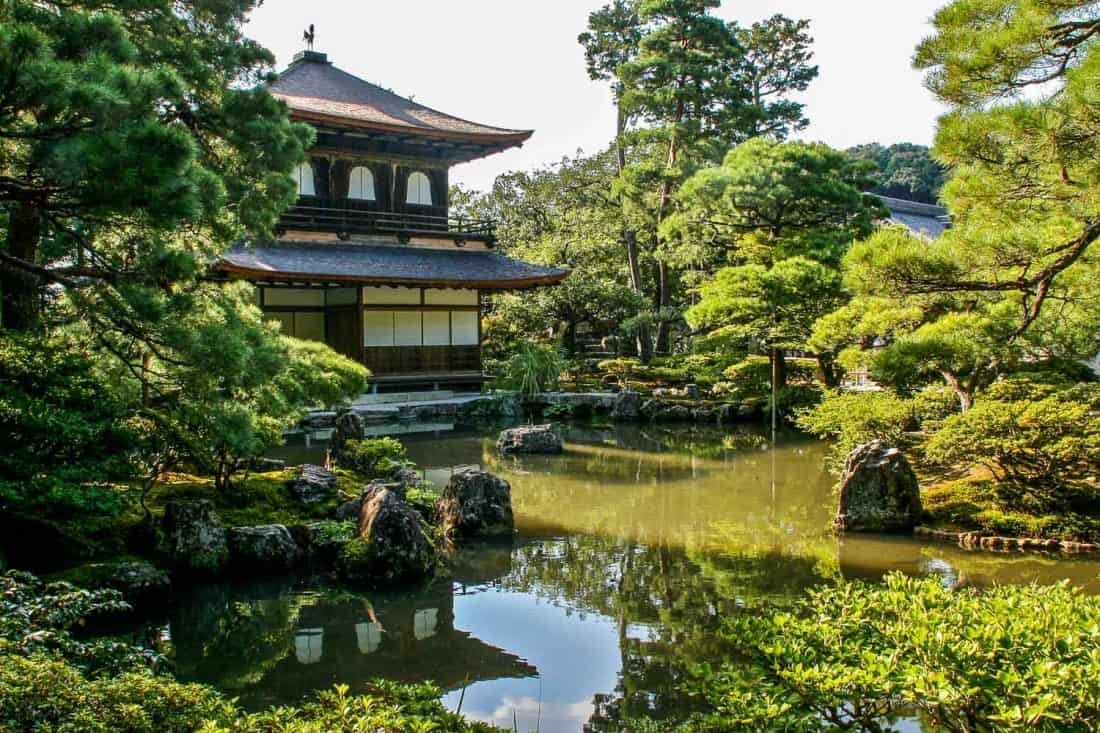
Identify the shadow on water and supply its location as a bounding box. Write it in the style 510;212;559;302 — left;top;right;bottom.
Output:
139;421;1100;732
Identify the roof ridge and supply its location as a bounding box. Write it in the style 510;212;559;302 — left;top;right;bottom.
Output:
875;195;948;217
271;55;533;139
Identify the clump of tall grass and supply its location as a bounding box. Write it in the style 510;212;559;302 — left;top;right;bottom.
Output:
500;344;565;396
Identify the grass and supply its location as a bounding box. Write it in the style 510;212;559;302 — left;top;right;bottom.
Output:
922;476;1100;544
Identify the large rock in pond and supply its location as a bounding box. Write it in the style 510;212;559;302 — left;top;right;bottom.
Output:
335;477;412;521
289;464;338;504
228;525;300;572
610;390;643;421
497;424;563;454
159;500;228;575
436;467;514;539
344;485;434;586
331;410;365;457
834;441;922;533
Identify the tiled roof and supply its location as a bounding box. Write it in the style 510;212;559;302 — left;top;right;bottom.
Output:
269;51;533;144
878;196;950;239
218;241;568;290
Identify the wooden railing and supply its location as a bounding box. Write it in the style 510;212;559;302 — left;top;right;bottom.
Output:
279;197;496;243
362;345;482;375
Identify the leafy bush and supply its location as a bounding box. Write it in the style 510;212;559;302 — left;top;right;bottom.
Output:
0;571;157;677
0;647;235;733
337;437;408;479
924;378;1100;512
689;574;1100;732
0;333;135;518
310;520;357;546
500;344;566;395
205;682;502;732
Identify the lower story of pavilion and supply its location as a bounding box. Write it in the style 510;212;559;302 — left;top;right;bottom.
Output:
258;282;487;389
216;240;568;390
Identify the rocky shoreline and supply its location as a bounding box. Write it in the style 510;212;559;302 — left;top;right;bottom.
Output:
301;389;766;432
913;525;1100;555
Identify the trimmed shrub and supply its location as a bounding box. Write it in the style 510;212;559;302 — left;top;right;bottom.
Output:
338;438;408;479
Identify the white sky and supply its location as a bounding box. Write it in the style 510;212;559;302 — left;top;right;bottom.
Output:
246;0;950;192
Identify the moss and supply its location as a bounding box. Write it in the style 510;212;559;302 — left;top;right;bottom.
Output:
923;477;1100;543
405;484;441;523
144;467;370;529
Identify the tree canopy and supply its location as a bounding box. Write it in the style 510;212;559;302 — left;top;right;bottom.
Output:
815;0;1100;411
0;0;367;507
847;142;949;204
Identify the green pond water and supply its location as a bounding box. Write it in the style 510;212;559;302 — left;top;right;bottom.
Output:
138;423;1100;732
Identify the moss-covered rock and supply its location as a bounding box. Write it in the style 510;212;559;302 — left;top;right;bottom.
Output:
158;500;228;576
341;486;434;587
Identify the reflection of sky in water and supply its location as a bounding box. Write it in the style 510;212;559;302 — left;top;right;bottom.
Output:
441;586;621;733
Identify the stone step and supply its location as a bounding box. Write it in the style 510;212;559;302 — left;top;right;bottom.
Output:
351;390;455;406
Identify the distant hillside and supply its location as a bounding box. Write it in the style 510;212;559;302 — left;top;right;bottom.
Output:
848;142;948;205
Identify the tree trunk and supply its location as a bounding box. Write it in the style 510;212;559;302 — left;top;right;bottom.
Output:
615;100;649;362
1;202;43;331
816;352;841;389
941;370;973;413
771;348;788;391
651;94;683;359
654;261;672;355
563;321;577;357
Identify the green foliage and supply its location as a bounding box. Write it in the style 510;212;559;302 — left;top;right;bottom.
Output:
0;571;158;677
335;438;408;480
0;0;369;504
597;357;642;389
924;478;1100;543
0;647;235;733
122;283;369;492
204;682;502;733
925;377;1100;512
500;343;566;396
827;0;1100;408
690;574;1100;732
670;138;885;267
796;390;917;468
0;333;133;518
310;520;357;546
0;0;312;329
687;257;846;352
848;142;949;203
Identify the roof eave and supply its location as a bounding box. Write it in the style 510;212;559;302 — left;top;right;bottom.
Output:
286;108;533;147
214;262;568;291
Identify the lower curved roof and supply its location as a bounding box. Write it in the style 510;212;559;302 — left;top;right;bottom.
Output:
217;241;568;290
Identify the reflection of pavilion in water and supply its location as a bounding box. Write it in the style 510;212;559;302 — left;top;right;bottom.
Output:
281;583;536;703
165;565;536;710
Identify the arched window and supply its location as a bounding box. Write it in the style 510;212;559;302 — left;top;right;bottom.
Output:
406;171;432;206
348;166;376;201
293;161;315;196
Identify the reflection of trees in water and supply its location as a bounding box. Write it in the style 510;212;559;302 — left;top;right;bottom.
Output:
497;533;831;731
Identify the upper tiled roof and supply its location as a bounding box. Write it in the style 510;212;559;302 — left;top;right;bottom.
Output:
269;51;533;145
218;240;568;291
879;196;950;239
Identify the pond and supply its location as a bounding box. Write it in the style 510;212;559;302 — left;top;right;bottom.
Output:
140;422;1100;732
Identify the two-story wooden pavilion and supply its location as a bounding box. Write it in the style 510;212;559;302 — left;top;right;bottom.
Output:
214;49;567;390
